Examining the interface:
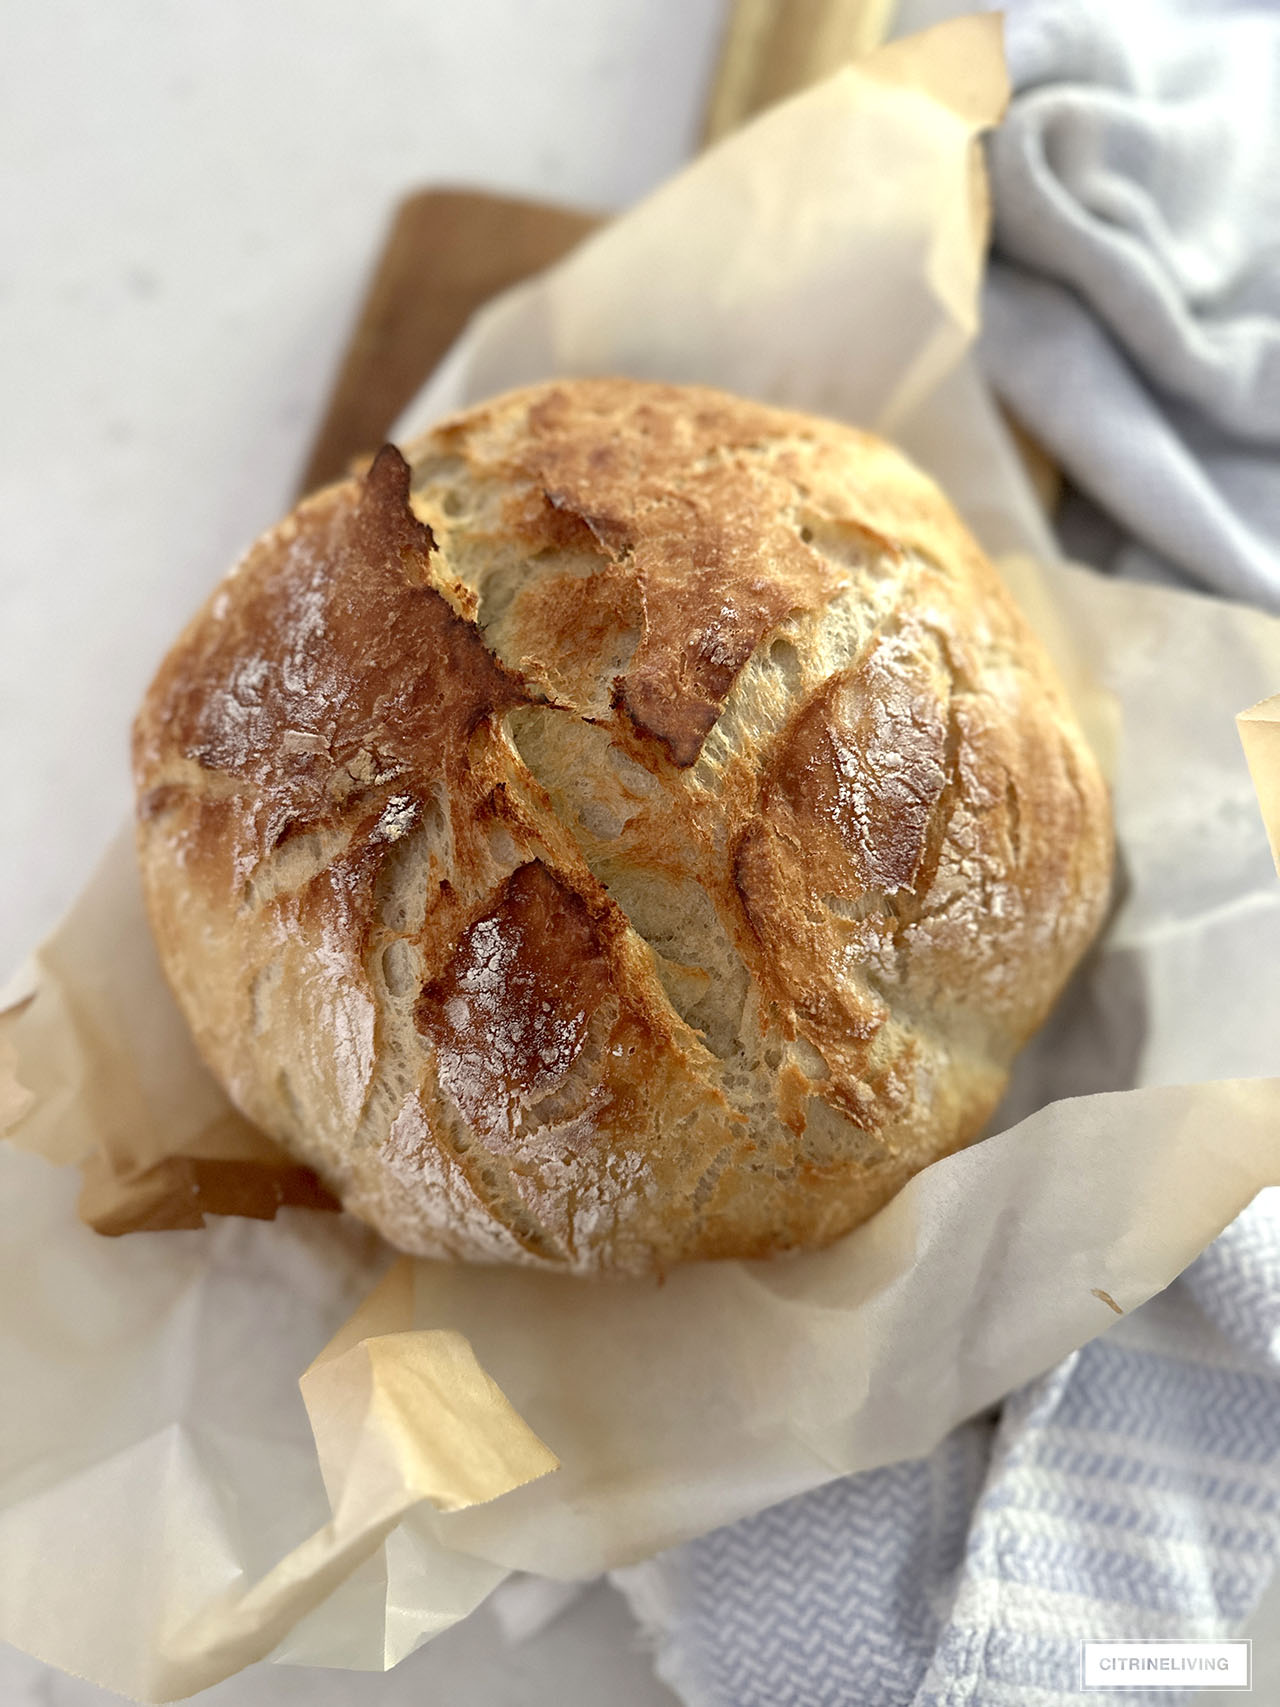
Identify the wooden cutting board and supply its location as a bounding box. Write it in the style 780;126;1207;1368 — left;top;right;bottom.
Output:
300;190;601;493
298;0;901;495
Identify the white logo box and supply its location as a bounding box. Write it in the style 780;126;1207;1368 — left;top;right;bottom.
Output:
1081;1640;1251;1692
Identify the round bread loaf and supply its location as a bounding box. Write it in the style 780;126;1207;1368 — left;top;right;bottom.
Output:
134;378;1113;1274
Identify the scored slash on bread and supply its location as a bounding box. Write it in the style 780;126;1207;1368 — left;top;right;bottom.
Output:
133;379;1113;1275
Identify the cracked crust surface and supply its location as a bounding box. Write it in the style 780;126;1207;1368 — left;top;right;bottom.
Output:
133;378;1114;1274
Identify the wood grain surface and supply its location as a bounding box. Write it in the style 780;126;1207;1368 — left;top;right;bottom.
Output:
702;0;898;142
300;190;599;492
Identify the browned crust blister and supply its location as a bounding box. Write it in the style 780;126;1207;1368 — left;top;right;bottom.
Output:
133;378;1114;1274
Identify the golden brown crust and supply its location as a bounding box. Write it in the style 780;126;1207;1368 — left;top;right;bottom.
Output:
133;378;1114;1274
432;383;895;767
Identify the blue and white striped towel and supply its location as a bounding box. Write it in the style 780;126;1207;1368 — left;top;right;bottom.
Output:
618;1195;1280;1705
610;1;1280;1700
